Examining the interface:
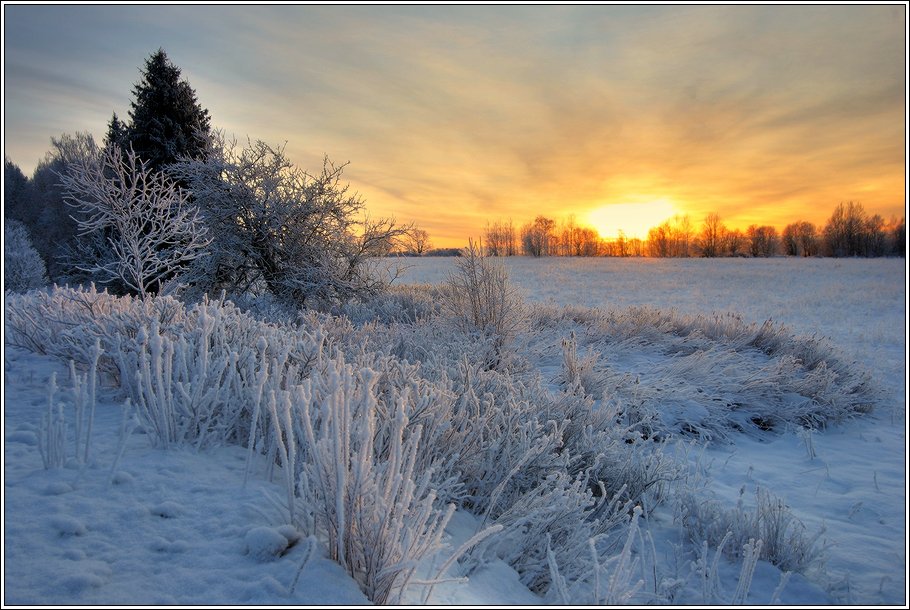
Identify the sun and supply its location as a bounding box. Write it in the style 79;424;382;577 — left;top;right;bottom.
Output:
586;197;679;240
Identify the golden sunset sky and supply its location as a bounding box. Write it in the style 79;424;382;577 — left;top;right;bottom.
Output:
4;5;906;245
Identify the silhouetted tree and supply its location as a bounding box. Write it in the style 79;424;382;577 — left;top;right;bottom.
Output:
747;225;779;257
104;112;128;150
647;223;672;257
4;159;32;226
783;221;819;257
27;132;100;282
887;216;905;256
127;48;211;172
823;201;867;257
403;228;431;255
521;216;555;257
485;219;516;256
696;213;726;257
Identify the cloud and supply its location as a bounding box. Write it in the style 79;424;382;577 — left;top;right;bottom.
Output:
3;5;904;243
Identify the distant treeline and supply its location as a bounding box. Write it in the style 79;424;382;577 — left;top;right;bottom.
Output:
461;203;904;258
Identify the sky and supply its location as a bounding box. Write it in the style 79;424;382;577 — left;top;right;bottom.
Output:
3;4;906;246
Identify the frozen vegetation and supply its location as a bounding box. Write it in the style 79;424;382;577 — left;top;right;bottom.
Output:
3;256;905;605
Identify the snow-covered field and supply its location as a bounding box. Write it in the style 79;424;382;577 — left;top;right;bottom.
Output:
3;257;906;605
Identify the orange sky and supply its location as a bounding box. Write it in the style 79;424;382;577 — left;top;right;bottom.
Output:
4;5;906;246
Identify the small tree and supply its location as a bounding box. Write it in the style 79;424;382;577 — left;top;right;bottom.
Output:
104;112;129;150
4;220;48;292
404;227;431;255
58;145;210;295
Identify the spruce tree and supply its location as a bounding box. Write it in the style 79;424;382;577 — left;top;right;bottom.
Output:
104;112;128;150
126;48;211;171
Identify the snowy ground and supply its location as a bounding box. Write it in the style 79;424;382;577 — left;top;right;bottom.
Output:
4;257;906;605
395;255;907;604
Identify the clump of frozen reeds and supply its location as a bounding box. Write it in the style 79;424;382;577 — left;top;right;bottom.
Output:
37;373;66;469
676;485;827;574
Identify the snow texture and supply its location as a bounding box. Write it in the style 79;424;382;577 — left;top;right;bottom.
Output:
3;256;905;605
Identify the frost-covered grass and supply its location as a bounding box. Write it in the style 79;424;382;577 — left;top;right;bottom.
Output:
3;256;905;605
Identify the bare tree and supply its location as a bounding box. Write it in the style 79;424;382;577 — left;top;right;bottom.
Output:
403;227;431;255
521;216;556;257
484;219;516;256
823;201;867;257
724;228;746;256
783;221;818;257
647;223;672;257
671;215;693;257
696;213;726;257
887;216;905;256
58;145;209;295
747;225;779;257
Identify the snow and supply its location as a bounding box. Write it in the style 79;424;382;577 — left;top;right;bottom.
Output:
4;256;906;605
396;255;906;605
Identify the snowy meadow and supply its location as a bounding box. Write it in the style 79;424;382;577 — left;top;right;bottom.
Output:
3;256;906;605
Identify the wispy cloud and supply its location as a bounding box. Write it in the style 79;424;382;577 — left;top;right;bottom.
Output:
3;5;904;244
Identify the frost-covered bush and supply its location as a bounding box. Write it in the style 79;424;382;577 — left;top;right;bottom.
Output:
4;219;48;292
169;133;410;307
442;240;525;368
333;283;442;325
480;471;633;593
266;356;458;604
675;486;827;574
529;304;880;441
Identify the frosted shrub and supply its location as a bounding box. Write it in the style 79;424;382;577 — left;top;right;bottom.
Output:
266;355;458;604
540;506;650;605
442;240;525;368
557;331;608;398
676;486;826;574
4;220;48;292
5;285;184;374
482;471;632;594
334;283;442;325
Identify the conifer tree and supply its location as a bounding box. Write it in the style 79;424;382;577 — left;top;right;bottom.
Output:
126;48;211;171
104;112;128;150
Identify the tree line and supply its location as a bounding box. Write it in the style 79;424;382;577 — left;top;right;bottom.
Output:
477;204;904;259
5;49;414;303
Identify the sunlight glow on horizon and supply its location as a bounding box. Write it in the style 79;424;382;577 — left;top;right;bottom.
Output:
586;198;680;241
